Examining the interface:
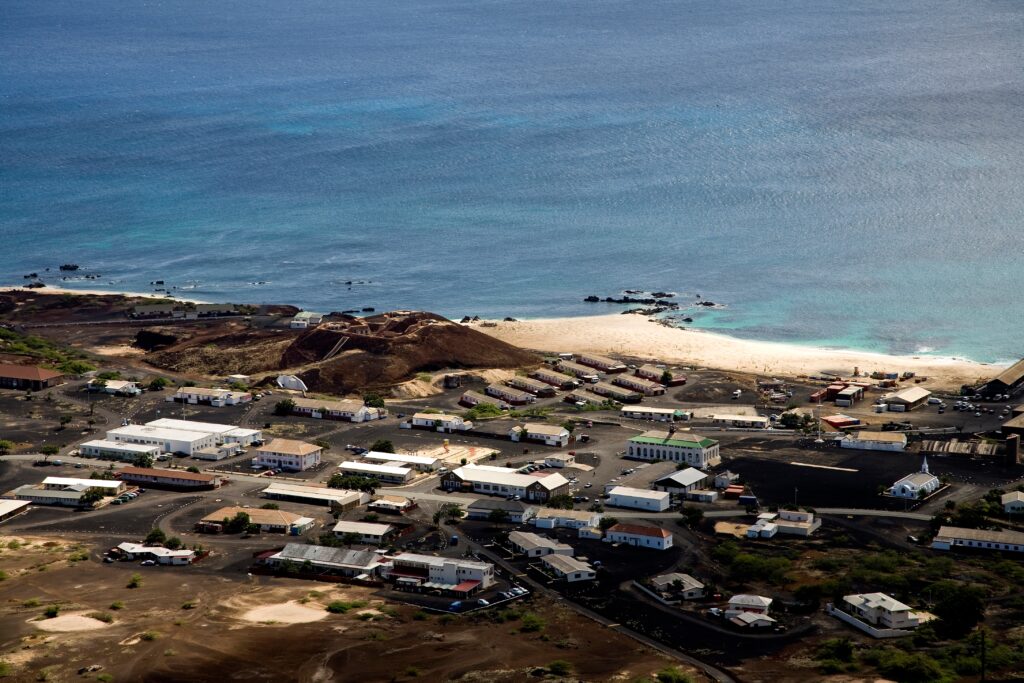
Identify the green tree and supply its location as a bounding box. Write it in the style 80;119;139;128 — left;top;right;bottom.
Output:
223;512;251;534
779;412;802;429
547;661;572;676
327;474;377;493
547;494;575;510
0;439;13;455
148;377;169;391
598;516;619;531
40;445;60;456
432;503;464;526
363;393;386;408
369;439;394;453
273;399;296;416
655;667;694;683
186;466;201;474
932;582;985;638
145;528;167;545
59;359;96;375
79;489;104;507
660;370;674;385
488;508;510;524
260;503;280;510
165;536;183;550
679;506;704;528
340;532;362;547
59;414;73;429
133;453;154;468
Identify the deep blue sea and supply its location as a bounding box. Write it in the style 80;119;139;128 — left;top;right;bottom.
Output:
2;0;1023;362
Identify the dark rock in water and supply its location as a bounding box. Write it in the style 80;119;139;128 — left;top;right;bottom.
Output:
150;280;164;285
361;307;375;312
651;291;675;298
341;309;360;314
584;295;601;302
699;301;715;307
503;317;518;322
344;281;352;285
23;273;38;279
25;281;46;288
472;315;481;321
59;264;80;271
624;289;643;295
682;317;693;323
460;316;472;323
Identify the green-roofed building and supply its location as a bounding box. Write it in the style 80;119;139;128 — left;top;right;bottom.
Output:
627;430;721;469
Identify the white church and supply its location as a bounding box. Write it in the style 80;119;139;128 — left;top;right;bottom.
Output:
888;457;940;500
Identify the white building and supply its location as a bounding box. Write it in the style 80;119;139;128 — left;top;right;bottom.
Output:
441;465;570;503
533;508;601;530
557;360;601;383
510;423;570;447
775;509;823;536
508;531;574;558
726;594;772;617
362;451;439;472
531;368;578;389
544;453;575;469
465;499;537;524
338;461;413;484
485;384;535;405
290;311;323;328
884;386;932;412
650;573;704;600
931;525;1024;553
254;438;323;472
605;523;674;550
170;386;251;406
626;431;721;469
332;520;396;545
1003;491;1024;514
387;552;495;590
621;406;689;422
79;439;162;461
114;542;195;565
291;397;387;422
262;482;369;509
576;353;627;373
9;477;125;507
88;379;141;396
840;431;907;452
411;412;473;432
730;612;777;628
541;555;596;582
145;418;262;446
612;375;665;396
653;468;708;494
843;593;921;629
711;414;769;429
888;457;940;499
107;425;217;456
264;543;383;577
605;486;671;512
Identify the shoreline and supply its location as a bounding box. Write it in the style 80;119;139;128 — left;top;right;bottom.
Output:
0;284;209;304
471;314;1002;391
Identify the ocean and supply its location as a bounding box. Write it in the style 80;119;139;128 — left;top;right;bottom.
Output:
2;0;1023;363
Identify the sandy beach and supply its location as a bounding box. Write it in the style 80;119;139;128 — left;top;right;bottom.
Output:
472;315;1001;390
0;284;208;303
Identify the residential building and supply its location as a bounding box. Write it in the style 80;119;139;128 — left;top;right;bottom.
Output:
544;453;575;468
627;431;721;468
775;509;823;536
118;466;223;489
253;438;322;472
726;594;772;617
840;431;907;452
262;482;368;510
113;542;195;565
465;499;537;524
606;486;670;512
541;554;596;582
533;508;601;530
576;353;627;373
441;465;570;503
290;396;387;422
0;363;64;390
843;593;921;629
711;414;769;429
262;543;383;578
730;612;777;628
170;386;251;406
87;379;142;396
746;518;778;538
362;451;439;471
605;523;674;550
368;495;414;514
507;376;557;397
79;440;162;462
637;364;686;386
385;552;495;593
459;390;503;409
888;457;940;499
531;368;578;389
612;375;665;396
0;500;30;524
508;531;574;557
556;360;601;383
510;423;571;447
289;311;324;328
565;389;607;406
130;303;178;318
931;525;1024;553
1003;491;1024;514
144;418;263;446
590;381;642;403
338;461;413;484
332;521;396;545
884;387;932;412
650;572;705;600
621;406;689;422
411;412;473;432
653;468;708;494
201;506;315;535
192;444;240;461
485;384;535;406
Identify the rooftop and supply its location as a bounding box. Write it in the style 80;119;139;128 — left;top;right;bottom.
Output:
273;543;381;570
1002;491;1024;504
845;592;912;613
728;594;773;608
655;467;708;488
362;452;438;466
523;423;569;437
119;466;217;483
934;525;1024;546
0;363;63;381
263;482;364;502
630;430;718;449
339;461;411;476
893;471;939;487
109;424;214;442
887;386;932;403
259;438;322;456
509;531;572;552
607;486;670;501
651;572;704;591
292;396;365;411
202;506;308;527
80;439;160;453
390;552;492;571
145;418;242;435
541;554;593;574
451;465;569;491
332;520;395;536
42;476;122;489
849;431;907;443
607;523;671;538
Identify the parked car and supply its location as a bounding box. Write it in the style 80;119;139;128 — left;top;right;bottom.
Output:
476;598;490;607
140;560;156;566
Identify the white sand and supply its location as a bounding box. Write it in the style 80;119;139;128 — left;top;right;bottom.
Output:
240;601;329;624
33;614;110;632
0;285;207;303
472;315;1000;391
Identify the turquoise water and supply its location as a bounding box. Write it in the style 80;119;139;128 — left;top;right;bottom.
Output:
2;0;1023;362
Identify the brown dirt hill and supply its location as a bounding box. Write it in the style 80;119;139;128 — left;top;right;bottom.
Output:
284;312;538;393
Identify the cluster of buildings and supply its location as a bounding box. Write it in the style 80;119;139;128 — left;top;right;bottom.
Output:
98;418;263;457
745;509;822;539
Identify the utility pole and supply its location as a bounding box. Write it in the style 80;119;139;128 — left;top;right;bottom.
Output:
981;626;987;682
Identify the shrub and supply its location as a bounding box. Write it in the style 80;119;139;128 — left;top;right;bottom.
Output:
96;674;113;683
326;600;367;614
140;631;160;641
109;601;125;611
22;598;40;608
43;605;60;619
547;660;572;676
519;613;546;632
88;612;113;623
181;601;197;610
412;610;429;621
127;573;142;589
655;667;694;683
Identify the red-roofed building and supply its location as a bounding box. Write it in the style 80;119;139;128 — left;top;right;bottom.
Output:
0;363;64;391
605;523;674;550
117;466;223;490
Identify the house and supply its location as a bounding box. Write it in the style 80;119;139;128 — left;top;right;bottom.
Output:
411;412;473;432
533;508;601;530
465;499;537;524
144;418;263;446
531;368;578;389
459;390;503;409
507;376;557;397
508;531;574;557
485;384;535;406
775;509;823;536
291;397;387;422
888;457;940;499
613;375;665;396
1002;491;1024;514
650;572;705;600
605;523;673;550
263;482;369;510
627;431;721;468
590;381;642;403
385;552;495;593
254;438;322;472
840;431;907;452
510;423;570;447
170;386;251;406
541;555;596;582
88;379;142;396
636;364;686;386
726;594;772;617
606;486;671;512
653;468;708;494
332;520;396;545
289;311;324;328
201;506;315;535
0;500;30;524
367;495;415;514
441;465;570;503
843;593;921;629
113;542;195;565
362;452;439;472
565;389;608;406
192;444;241;461
575;353;627;373
980;358;1024;398
262;543;384;578
8;477;125;507
0;363;64;390
621;406;689;422
117;466;223;490
884;387;932;412
711;414;769;429
931;525;1024;553
730;612;777;628
338;461;413;484
544;453;575;468
556;360;601;383
79;440;162;462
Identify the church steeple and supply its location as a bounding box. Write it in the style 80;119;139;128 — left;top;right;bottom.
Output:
921;456;930;475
